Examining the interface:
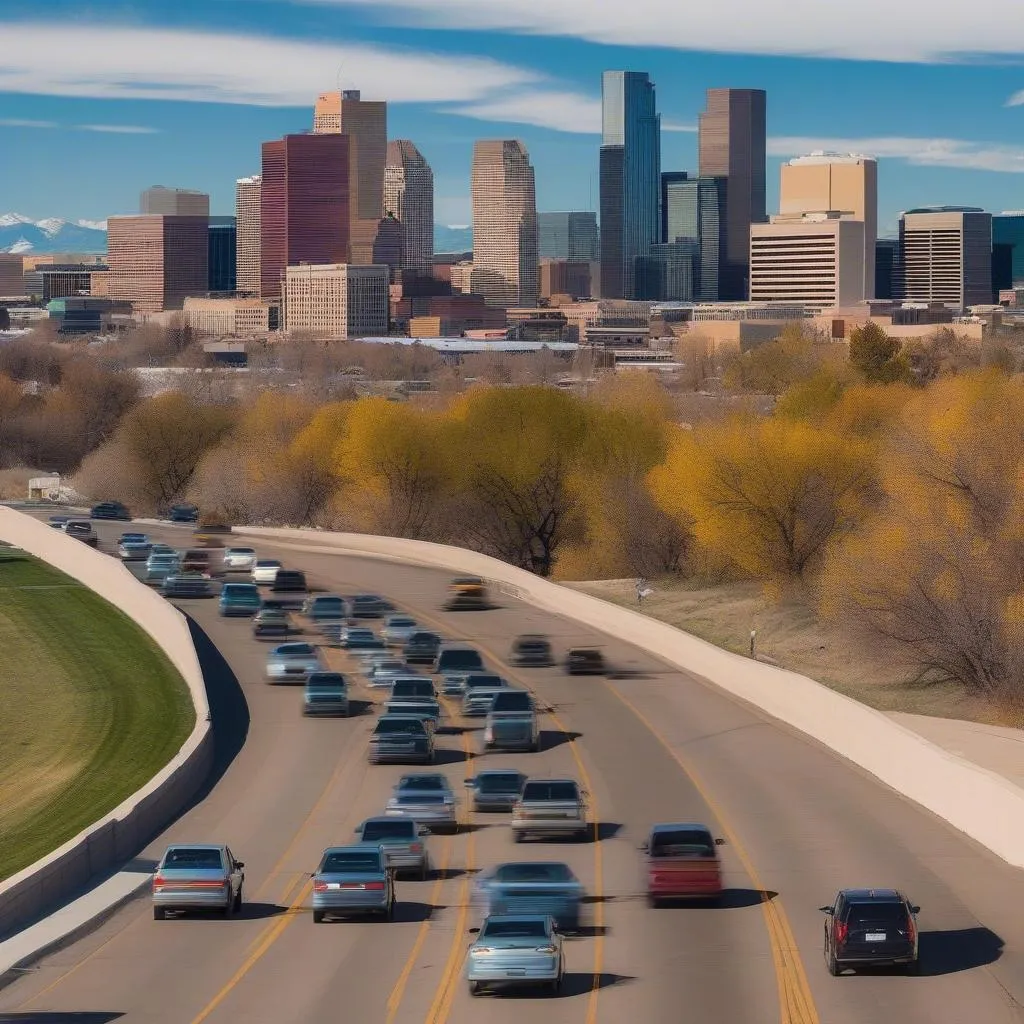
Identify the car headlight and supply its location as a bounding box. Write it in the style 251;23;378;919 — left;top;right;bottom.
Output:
535;945;557;954
471;947;493;955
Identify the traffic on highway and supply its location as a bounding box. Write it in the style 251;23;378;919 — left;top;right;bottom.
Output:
5;512;1024;1022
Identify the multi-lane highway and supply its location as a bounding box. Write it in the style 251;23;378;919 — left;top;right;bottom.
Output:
2;519;1024;1023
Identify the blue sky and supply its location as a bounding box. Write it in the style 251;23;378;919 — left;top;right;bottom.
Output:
2;1;1024;235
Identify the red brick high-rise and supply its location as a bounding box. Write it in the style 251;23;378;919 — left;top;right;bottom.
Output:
260;133;350;300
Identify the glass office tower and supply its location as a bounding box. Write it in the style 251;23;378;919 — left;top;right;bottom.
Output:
662;174;724;301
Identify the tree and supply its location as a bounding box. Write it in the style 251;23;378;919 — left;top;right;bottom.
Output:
848;321;912;384
722;324;840;395
650;417;876;582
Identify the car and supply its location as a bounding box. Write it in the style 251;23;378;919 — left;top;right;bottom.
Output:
219;582;262;617
338;627;385;651
145;552;180;583
312;846;394;922
47;515;69;530
565;648;606;676
473;862;583;932
368;715;434;764
463;770;527;812
168;503;199;523
511;779;588;843
304;594;348;626
253;605;291;638
641;823;725;906
350;593;390;618
389;678;436;702
381;614;419;646
367;659;418;688
193;521;232;544
149;543;177;557
222;546;257;572
265;642;323;684
161;571;214;598
384;698;441;733
90;501;131;521
445;575;489;611
118;539;152;561
467;914;564;996
483;690;539;752
434;645;485;676
117;531;148;546
462;673;509;717
386;775;457;832
403;630;443;664
64;519;98;546
152;843;244;920
510;635;555;668
181;548;217;574
354;817;430;880
252;559;282;585
271;569;307;593
393;772;454;799
820;889;921;976
303;671;350;716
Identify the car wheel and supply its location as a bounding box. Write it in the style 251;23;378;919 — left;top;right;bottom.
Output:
512;831;524;844
418;863;429;881
646;894;661;909
905;958;920;976
383;899;394;921
234;886;243;913
153;906;166;921
826;947;840;976
313;910;325;923
549;976;562;996
468;981;482;997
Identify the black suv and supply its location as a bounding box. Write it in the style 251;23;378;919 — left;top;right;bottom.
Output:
820;888;920;975
90;501;131;521
169;503;199;523
403;631;442;664
566;648;606;675
510;634;554;667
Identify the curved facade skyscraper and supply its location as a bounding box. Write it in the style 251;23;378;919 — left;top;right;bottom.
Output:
599;70;661;299
383;140;434;273
471;140;538;308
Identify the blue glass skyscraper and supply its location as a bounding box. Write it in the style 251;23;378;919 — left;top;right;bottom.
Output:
599;71;660;299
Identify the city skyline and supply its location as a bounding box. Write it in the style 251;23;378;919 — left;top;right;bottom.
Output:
2;5;1024;232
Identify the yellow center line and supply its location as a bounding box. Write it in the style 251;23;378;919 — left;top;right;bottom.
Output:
604;681;819;1024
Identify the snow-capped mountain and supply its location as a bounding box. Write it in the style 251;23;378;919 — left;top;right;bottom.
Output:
0;214;107;255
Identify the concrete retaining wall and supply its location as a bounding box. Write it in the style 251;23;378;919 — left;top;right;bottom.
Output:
238;526;1024;869
0;510;211;938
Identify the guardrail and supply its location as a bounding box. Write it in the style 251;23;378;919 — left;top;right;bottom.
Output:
0;510;211;939
236;525;1024;869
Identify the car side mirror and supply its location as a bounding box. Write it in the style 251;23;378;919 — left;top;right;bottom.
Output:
818;906;833;914
911;905;920;915
418;826;430;836
639;842;649;852
468;927;480;934
714;837;725;846
236;861;245;869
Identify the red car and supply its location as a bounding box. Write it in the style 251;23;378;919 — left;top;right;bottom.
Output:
642;823;725;906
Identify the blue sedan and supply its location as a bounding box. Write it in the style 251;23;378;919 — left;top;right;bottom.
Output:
467;915;564;996
473;862;583;932
312;846;394;922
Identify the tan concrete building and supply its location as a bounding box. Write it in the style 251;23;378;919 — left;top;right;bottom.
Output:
106;215;209;313
450;261;474;294
384;140;433;273
183;296;272;336
284;263;389;338
314;90;387;263
140;186;210;217
235;175;262;296
89;270;111;297
0;254;25;297
471;140;538;308
750;214;866;311
540;259;592;300
780;152;877;298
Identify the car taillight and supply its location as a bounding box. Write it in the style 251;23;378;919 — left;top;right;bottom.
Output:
835;921;848;944
313;880;328;892
906;912;916;942
152;875;165;888
410;843;423;853
364;881;385;890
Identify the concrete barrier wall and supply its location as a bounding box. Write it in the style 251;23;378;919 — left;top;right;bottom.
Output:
0;510;211;938
238;526;1024;869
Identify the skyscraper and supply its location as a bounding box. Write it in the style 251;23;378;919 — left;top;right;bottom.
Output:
208;216;237;292
599;71;661;299
313;90;387;263
383;140;434;273
538;213;599;260
698;88;767;300
780;152;877;299
235;175;262;296
471;140;538;308
260;133;350;300
140;186;210;217
662;173;724;301
994;213;1024;287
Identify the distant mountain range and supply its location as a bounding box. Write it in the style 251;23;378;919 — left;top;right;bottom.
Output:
0;213;473;259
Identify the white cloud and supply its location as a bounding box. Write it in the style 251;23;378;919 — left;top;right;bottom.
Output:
768;136;1024;174
0;118;57;128
662;122;698;133
0;22;537;106
75;123;160;134
77;219;108;231
1007;90;1024;106
451;90;601;133
293;0;1024;64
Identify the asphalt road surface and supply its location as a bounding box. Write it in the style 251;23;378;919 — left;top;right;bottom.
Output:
2;520;1024;1024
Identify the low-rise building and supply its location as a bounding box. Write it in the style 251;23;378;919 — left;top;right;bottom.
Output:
183;296;273;336
285;263;389;338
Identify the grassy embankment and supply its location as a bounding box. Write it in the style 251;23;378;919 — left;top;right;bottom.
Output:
0;550;194;881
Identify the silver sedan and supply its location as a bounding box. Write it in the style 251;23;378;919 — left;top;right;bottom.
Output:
152;844;244;919
266;642;324;684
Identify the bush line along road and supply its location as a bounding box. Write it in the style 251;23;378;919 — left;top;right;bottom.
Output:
3;518;1024;1023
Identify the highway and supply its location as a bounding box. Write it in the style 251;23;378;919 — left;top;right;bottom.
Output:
2;519;1024;1023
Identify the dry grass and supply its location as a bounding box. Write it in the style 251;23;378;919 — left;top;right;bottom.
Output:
0;466;43;500
564;576;1004;726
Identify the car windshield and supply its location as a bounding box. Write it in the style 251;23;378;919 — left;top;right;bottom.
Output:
465;674;502;689
478;774;524;794
393;682;433;696
482;919;549;939
845;902;907;927
395;792;446;804
348;630;374;640
398;775;447;790
164;847;222;869
314;598;344;609
224;586;257;597
649;829;715;857
388;617;416;628
408;633;439;644
278;645;316;657
227;548;255;555
321;852;381;873
522;782;578;802
308;674;346;689
490;691;532;711
259;609;286;619
439;651;483;670
517;638;548;651
361;820;415;841
256;560;281;568
495;863;573;883
375;719;426;735
151;554;178;563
